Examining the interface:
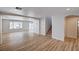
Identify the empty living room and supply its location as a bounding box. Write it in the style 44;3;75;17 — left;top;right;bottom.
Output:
0;7;79;51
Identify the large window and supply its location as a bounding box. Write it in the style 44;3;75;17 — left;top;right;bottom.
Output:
10;22;23;29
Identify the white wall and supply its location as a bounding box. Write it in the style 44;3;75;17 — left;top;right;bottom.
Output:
40;17;46;35
52;15;65;41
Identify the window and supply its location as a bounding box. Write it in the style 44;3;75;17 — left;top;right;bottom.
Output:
10;22;23;29
29;22;34;32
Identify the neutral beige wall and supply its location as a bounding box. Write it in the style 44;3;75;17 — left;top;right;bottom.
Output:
65;16;79;39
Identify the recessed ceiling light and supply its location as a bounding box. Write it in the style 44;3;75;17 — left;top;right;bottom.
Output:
66;8;70;11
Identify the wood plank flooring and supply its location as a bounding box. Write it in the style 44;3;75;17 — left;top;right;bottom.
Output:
0;32;79;51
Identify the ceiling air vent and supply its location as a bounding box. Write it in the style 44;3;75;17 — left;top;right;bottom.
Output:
16;7;22;10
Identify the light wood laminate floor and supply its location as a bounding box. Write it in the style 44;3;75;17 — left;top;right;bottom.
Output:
0;32;79;51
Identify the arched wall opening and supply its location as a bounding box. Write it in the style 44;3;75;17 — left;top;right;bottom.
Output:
64;15;79;40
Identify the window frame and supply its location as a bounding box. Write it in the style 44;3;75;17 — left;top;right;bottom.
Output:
9;21;23;29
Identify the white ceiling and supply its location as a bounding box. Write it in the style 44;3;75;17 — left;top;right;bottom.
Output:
23;7;79;16
0;7;79;17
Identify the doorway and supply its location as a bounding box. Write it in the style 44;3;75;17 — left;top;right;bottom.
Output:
77;20;79;39
65;15;79;40
45;17;52;37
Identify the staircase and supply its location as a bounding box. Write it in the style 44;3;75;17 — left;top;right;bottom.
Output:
46;26;52;37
